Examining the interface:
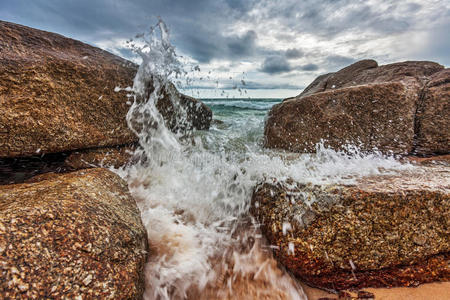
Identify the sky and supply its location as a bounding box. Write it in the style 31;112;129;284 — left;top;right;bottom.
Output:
1;0;449;98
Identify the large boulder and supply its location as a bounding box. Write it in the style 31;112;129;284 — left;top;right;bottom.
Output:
265;60;447;155
414;69;450;155
298;59;378;98
0;168;148;299
298;60;443;98
0;20;211;158
251;167;450;291
265;82;418;154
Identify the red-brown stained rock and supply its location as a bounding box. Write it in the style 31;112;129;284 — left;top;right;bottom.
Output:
414;68;450;155
265;82;417;154
0;168;148;299
0;20;212;158
251;167;450;291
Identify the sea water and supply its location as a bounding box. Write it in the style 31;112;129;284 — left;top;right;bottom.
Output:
116;19;413;300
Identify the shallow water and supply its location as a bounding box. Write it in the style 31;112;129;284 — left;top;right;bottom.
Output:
114;20;414;300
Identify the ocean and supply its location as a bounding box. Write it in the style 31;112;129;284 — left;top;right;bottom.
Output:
118;20;413;299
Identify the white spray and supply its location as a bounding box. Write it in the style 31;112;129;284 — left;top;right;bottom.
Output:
117;19;413;300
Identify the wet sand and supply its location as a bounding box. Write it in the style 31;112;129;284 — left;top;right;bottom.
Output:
301;281;450;299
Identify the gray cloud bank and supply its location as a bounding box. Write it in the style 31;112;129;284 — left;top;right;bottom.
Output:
1;0;448;96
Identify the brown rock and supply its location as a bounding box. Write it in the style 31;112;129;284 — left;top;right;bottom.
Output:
0;168;148;299
0;20;211;158
266;60;447;155
0;20;137;157
338;291;352;299
64;144;137;170
298;73;334;98
347;61;443;88
298;60;443;99
299;60;378;98
414;69;450;155
155;81;212;132
265;82;417;154
251;167;450;291
357;290;375;299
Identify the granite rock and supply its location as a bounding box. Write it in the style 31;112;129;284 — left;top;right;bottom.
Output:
0;20;211;158
251;167;450;290
414;69;450;155
0;168;148;299
266;60;447;155
265;82;417;154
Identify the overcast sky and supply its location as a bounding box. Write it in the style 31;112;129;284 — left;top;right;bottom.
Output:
1;0;449;98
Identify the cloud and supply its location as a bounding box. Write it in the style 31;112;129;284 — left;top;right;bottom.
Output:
0;0;448;96
260;56;292;74
298;63;319;71
285;48;304;59
182;29;257;63
326;55;356;69
184;81;301;90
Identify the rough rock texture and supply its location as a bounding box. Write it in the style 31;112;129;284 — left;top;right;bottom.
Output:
266;60;447;155
414;69;450;155
0;20;211;158
251;168;450;291
299;60;378;98
266;82;418;154
64;144;137;170
298;60;443;98
297;73;334;99
0;168;148;299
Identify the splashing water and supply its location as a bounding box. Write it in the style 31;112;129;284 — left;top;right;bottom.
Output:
116;19;414;300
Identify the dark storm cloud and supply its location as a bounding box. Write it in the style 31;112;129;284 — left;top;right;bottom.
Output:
182;29;257;63
0;0;448;92
285;48;304;59
260;56;292;74
264;0;414;38
298;63;319;71
0;0;445;62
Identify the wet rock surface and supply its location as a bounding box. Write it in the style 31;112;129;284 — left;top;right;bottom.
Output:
0;20;137;157
0;20;211;158
155;81;213;132
64;144;137;170
265;60;447;155
414;68;450;155
251;167;450;291
0;168;148;299
265;82;417;154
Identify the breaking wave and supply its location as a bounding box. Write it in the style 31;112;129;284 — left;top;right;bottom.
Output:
114;19;414;300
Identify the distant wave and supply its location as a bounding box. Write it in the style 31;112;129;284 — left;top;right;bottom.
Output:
202;99;281;111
